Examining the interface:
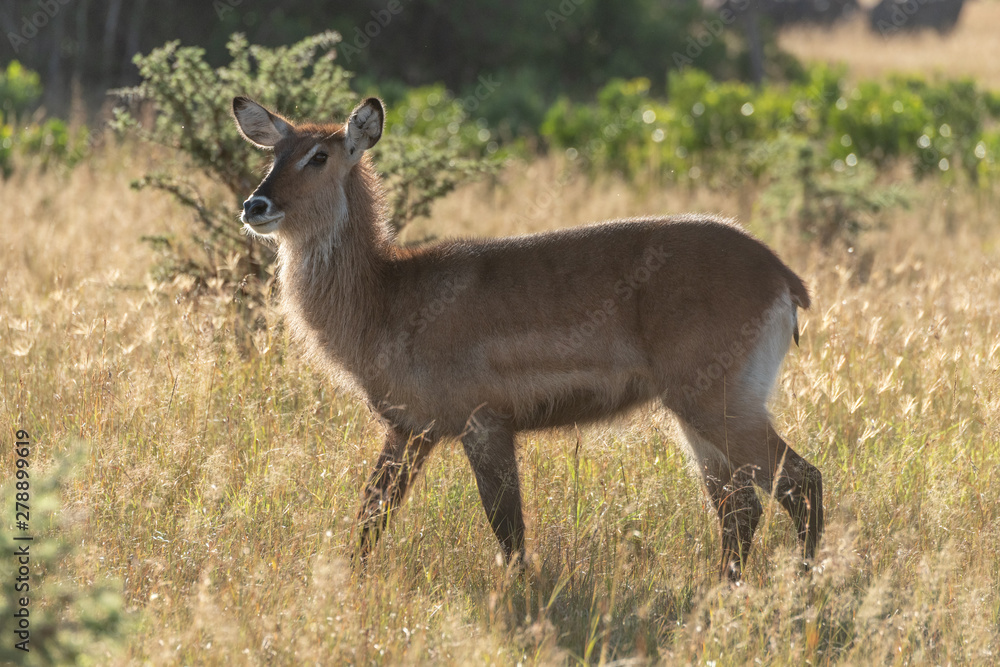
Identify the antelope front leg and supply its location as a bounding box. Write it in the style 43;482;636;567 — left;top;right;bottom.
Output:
461;415;526;564
356;426;436;563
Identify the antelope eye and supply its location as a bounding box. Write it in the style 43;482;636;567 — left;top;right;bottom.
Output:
309;151;328;165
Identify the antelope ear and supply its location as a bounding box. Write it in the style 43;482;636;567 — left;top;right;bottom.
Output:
344;97;385;161
232;97;292;148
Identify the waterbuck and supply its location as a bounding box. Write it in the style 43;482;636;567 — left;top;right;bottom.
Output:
232;96;823;581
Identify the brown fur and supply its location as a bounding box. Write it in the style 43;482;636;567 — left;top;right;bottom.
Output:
233;97;824;580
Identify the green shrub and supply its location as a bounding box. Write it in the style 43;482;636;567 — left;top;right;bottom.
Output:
0;60;42;122
758;139;909;248
0;62;90;177
902;77;1000;179
973;129;1000;185
385;84;499;157
541;65;1000;191
541;78;669;176
0;448;125;665
0;123;12;174
826;80;930;167
112;31;499;307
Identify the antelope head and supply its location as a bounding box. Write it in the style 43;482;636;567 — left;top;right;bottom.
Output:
232;96;385;240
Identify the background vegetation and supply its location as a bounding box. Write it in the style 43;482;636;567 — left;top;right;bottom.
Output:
2;0;750;134
2;1;1000;664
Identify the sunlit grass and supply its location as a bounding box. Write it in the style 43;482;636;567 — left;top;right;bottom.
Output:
2;140;999;664
779;2;1000;89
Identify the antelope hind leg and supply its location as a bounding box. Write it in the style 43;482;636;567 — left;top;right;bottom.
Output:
765;423;824;561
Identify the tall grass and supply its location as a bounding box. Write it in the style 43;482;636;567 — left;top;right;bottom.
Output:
2;141;998;664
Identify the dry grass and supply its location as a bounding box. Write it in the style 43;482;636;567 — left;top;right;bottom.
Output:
779;2;1000;88
5;19;1000;659
2;134;999;664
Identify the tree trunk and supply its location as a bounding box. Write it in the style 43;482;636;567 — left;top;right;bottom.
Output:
102;0;123;91
740;8;765;85
44;9;67;112
124;0;148;85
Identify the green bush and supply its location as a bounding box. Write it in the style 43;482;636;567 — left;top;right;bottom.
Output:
112;31;499;306
0;60;42;122
538;65;1000;245
385;85;493;156
973;129;1000;185
541;78;666;176
1;61;90;177
0;448;125;665
541;65;1000;188
757;139;909;248
337;0;734;137
903;77;1000;178
826;80;930;167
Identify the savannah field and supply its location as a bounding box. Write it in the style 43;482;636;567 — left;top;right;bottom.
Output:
3;11;1000;666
